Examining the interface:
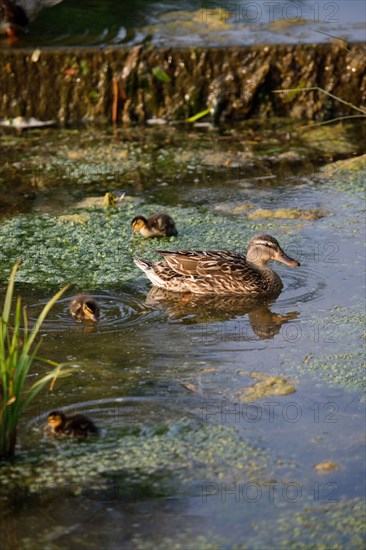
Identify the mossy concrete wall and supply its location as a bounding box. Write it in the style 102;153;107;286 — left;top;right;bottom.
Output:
0;43;365;123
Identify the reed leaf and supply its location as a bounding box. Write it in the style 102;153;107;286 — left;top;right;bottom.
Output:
2;259;21;325
24;284;69;353
0;261;71;458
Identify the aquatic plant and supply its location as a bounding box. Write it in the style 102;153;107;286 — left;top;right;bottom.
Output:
0;260;70;459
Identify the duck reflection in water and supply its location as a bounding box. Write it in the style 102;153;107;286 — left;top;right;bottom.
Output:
145;287;299;340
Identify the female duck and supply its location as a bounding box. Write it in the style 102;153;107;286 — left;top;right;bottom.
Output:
131;213;178;238
134;234;299;295
47;410;99;438
70;294;99;322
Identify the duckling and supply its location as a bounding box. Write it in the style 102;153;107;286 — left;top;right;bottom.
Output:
131;213;178;238
0;0;63;38
102;191;125;207
69;294;99;322
47;410;99;438
0;1;28;37
103;192;118;207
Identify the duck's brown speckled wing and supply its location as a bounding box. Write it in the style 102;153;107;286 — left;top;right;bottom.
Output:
151;260;184;281
157;250;247;276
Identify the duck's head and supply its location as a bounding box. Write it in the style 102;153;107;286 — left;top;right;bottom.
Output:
246;234;300;267
71;295;99;322
47;410;65;430
131;216;147;235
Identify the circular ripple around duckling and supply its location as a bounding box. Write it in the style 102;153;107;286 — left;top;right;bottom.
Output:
29;397;188;435
26;289;158;335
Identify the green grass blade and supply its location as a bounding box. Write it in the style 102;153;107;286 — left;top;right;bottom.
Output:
185;108;210;123
22;365;73;411
2;259;21;324
24;285;69;353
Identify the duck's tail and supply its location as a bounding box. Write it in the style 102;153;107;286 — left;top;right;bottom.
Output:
134;257;152;272
134;257;166;288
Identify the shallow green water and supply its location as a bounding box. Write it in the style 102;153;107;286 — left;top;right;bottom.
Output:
0;123;365;548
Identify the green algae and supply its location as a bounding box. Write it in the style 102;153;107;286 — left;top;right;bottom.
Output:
303;351;365;394
319;160;366;195
313;460;341;473
131;498;366;550
235;372;296;402
247;208;328;221
0;422;267;502
132;533;229;550
0;203;259;287
323;153;366;173
249;498;365;550
300;125;358;157
284;307;366;394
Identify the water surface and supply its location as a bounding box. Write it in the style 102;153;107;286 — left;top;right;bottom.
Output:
0;122;365;548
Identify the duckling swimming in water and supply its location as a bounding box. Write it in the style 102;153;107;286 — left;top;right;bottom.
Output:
47;410;99;438
131;213;178;238
69;294;99;322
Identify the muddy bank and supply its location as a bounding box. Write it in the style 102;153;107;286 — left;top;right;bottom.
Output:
0;43;365;124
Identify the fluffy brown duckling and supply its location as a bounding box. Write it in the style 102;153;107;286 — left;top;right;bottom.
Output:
131;213;178;238
69;294;99;322
47;410;99;438
0;1;28;37
0;0;62;38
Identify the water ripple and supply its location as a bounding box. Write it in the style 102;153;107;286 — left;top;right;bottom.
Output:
26;290;157;334
277;266;327;308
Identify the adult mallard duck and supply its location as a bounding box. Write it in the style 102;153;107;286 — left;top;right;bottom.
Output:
131;213;178;238
134;234;300;295
47;410;99;438
69;294;100;322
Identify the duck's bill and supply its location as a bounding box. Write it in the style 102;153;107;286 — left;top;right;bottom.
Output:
276;251;300;266
85;312;98;322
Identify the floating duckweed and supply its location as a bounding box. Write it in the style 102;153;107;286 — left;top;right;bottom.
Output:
285;308;366;394
247;208;328;221
0;205;260;287
314;461;341;473
0;422;268;500
235;372;296;402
